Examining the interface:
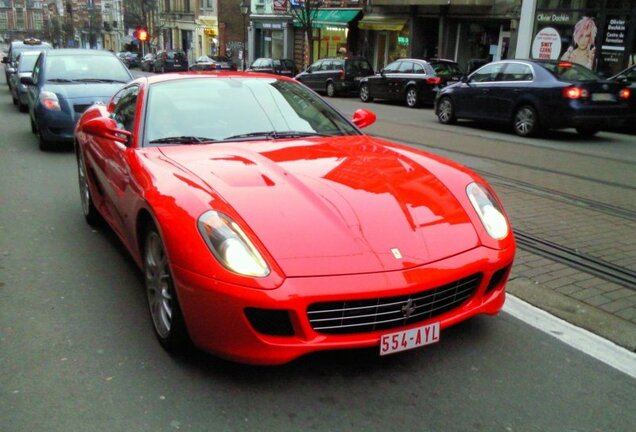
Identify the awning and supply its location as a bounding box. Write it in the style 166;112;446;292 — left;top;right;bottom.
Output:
293;9;361;29
358;15;408;32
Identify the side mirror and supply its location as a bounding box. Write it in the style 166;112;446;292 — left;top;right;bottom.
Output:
81;117;131;145
352;108;377;129
615;74;630;84
2;56;8;64
20;76;34;85
379;68;385;76
462;75;470;83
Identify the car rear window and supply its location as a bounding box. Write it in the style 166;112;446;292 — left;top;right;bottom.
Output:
168;51;186;60
430;61;463;77
540;62;601;82
346;59;373;75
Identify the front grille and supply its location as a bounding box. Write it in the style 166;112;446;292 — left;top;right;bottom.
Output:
307;273;482;335
74;104;92;113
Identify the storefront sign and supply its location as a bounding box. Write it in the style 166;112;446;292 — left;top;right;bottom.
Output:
531;27;562;60
536;13;574;25
274;0;287;12
601;17;627;65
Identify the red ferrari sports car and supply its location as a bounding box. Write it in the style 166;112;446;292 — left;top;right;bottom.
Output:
74;72;515;365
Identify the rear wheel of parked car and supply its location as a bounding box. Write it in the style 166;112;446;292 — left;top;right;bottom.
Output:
575;127;599;137
77;151;100;226
437;97;457;124
360;83;373;103
512;105;539;137
326;81;336;97
405;87;420;108
143;226;189;352
18;102;28;113
12;94;18;105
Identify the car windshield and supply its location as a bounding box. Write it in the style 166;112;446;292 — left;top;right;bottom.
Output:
12;45;45;62
45;54;131;82
144;77;360;145
18;53;39;72
540;62;602;82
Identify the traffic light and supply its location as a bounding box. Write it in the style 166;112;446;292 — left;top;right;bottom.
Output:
138;28;148;42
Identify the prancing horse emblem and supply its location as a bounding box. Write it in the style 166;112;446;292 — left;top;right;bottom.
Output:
401;299;416;319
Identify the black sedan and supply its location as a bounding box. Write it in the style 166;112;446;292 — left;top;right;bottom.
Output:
609;64;636;129
359;58;454;108
435;60;632;137
189;55;237;72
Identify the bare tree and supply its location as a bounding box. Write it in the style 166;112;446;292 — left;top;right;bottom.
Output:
288;0;324;65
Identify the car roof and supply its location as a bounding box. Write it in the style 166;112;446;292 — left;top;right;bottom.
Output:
142;71;297;85
46;49;116;57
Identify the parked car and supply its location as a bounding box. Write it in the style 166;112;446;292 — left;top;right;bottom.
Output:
428;58;466;84
189;55;237;71
435;59;632;137
74;72;515;365
3;38;51;88
9;50;41;112
247;57;298;77
140;53;156;72
23;49;134;150
295;57;374;97
609;64;636;132
359;58;456;108
153;50;188;73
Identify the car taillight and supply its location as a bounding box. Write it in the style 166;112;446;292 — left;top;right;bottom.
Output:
426;76;442;85
563;86;588;99
40;91;61;111
338;69;345;80
619;88;631;100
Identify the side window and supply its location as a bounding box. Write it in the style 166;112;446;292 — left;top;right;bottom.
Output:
111;86;139;132
32;53;43;83
413;63;425;74
502;63;533;81
310;60;322;71
334;60;344;71
398;61;414;73
383;61;400;73
470;63;505;83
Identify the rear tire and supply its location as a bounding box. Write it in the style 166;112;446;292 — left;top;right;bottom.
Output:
38;127;53;151
143;225;190;352
512;105;539;137
575;127;599;137
18;102;27;113
326;82;336;97
30;116;37;134
360;83;373;103
405;87;419;108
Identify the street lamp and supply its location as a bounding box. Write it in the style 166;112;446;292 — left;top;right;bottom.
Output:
240;1;249;70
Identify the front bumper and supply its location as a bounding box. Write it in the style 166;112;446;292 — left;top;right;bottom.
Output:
172;245;514;365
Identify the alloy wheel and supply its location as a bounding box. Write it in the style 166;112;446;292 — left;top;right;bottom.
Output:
406;88;418;108
513;105;538;137
360;84;370;102
145;231;174;339
437;98;456;124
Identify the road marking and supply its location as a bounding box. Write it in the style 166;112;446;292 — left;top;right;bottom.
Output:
504;294;636;379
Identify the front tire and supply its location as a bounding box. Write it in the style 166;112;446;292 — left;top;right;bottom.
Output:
437;97;457;124
143;226;189;352
405;87;419;108
77;151;100;226
512;105;539;137
360;83;373;103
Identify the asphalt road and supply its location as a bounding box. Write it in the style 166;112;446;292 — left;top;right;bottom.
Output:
1;76;635;431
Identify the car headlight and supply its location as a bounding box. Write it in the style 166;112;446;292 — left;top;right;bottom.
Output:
466;183;509;240
197;210;270;277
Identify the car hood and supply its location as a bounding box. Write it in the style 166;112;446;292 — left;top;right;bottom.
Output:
44;82;126;102
159;136;480;277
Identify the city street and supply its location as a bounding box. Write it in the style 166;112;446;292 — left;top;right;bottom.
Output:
1;71;636;431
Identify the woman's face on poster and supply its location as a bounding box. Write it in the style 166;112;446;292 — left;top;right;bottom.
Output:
578;31;591;49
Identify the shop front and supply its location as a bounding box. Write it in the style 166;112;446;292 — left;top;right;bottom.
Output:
357;12;410;71
524;0;636;76
195;16;219;58
252;17;294;62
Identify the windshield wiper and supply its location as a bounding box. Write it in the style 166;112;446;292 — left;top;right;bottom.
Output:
222;131;331;141
73;78;129;83
46;78;74;83
149;136;218;145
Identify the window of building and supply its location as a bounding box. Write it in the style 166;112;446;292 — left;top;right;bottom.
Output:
0;12;7;32
32;11;43;30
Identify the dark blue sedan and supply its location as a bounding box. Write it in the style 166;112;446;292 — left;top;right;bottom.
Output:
435;60;632;137
23;49;133;150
